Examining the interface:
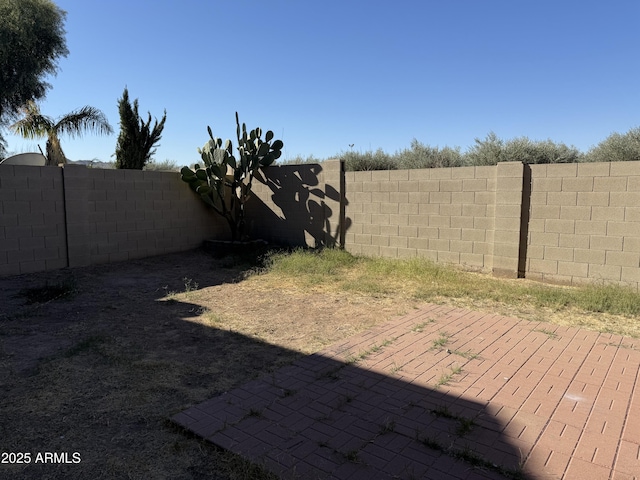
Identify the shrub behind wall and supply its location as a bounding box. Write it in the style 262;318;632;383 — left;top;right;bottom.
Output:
282;127;640;171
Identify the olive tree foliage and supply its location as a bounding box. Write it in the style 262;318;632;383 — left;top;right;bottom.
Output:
0;0;68;158
298;127;640;171
114;87;167;169
340;133;582;171
464;132;506;166
396;139;464;169
342;148;396;171
583;127;640;163
466;132;582;165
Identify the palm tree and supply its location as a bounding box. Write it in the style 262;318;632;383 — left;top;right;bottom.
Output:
10;101;113;166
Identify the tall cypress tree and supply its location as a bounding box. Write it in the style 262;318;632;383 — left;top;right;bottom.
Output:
114;87;166;169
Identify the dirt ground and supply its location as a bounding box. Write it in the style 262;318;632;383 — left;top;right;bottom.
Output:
0;249;420;480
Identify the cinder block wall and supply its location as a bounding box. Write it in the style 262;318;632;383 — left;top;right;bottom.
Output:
64;166;223;267
0;165;223;276
492;162;526;278
3;160;640;289
343;160;640;289
247;160;344;247
527;162;640;287
344;164;500;273
0;165;68;275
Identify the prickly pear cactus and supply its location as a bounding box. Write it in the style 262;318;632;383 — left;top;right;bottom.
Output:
181;112;283;241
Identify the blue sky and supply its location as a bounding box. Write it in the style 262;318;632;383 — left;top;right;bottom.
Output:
6;0;640;164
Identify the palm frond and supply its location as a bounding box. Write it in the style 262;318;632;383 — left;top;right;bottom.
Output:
56;106;114;139
9;101;55;139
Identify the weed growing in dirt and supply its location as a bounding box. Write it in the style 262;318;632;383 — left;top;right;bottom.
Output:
451;349;479;360
316;365;343;381
316;440;362;465
344;337;397;365
160;285;178;302
415;430;525;479
262;248;360;286
378;417;396;434
334;394;354;410
428;405;476;436
434;409;476;436
604;341;640;351
389;361;403;374
431;404;455;419
342;449;360;463
182;277;199;293
456;417;476;436
246;408;263;418
419;434;442;450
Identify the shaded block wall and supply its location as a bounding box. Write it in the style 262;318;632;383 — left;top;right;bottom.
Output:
247;160;345;248
0;165;68;275
0;165;223;276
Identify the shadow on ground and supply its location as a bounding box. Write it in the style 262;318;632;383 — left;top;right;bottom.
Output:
173;315;528;480
0;249;524;479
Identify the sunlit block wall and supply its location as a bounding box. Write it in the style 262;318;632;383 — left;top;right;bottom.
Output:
527;162;640;287
343;164;505;274
344;161;640;290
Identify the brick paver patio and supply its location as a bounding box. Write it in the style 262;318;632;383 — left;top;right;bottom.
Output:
172;304;640;479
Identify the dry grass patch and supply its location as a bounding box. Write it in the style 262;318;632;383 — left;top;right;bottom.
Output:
257;249;640;338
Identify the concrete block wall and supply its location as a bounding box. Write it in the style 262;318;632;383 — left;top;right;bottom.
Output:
0;165;223;276
343;160;640;289
3;159;640;290
344;164;498;273
0;165;68;276
492;162;526;278
64;166;223;267
527;162;640;287
247;160;344;247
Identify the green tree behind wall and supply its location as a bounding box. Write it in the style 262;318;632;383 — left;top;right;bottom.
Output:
0;0;68;158
114;87;166;169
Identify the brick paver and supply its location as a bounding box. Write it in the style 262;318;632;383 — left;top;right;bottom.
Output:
172;304;640;479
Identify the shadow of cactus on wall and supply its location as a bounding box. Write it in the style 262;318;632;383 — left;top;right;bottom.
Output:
248;162;352;248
